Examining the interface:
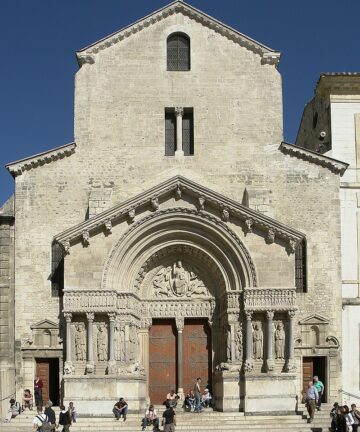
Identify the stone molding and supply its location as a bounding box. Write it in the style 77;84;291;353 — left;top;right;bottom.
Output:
100;207;258;291
53;175;305;252
76;1;280;67
279;142;348;176
62;289;215;320
243;287;296;311
6;142;76;177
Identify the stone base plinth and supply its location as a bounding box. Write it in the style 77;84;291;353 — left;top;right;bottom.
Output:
242;374;297;414
213;370;242;412
63;375;146;414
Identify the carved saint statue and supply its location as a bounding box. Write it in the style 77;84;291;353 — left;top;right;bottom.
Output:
275;322;285;359
97;323;108;362
252;323;263;359
152;259;208;298
225;326;231;362
129;325;138;362
114;323;122;362
234;325;243;361
74;323;86;361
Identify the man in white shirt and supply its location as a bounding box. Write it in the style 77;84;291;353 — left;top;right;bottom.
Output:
32;406;48;431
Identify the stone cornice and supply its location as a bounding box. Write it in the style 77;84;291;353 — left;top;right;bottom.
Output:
6;142;76;178
76;1;280;67
279;142;348;176
53;175;305;252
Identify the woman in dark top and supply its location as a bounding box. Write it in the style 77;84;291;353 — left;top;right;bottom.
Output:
58;405;72;432
337;406;348;432
44;401;56;430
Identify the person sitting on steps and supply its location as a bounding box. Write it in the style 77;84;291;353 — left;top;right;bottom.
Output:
113;397;128;421
141;404;160;431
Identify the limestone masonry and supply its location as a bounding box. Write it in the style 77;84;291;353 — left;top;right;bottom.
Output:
0;1;348;415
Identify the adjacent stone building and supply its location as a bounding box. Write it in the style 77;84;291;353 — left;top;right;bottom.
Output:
0;1;348;415
296;73;360;406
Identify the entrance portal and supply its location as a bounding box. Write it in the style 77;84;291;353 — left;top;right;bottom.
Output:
149;318;212;404
149;320;177;404
183;319;212;395
36;358;60;405
302;356;327;402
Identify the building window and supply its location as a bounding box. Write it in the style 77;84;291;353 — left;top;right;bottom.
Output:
295;239;307;292
167;33;190;71
165;111;177;156
164;108;194;156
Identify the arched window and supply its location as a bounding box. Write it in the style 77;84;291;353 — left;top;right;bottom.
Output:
167;33;190;71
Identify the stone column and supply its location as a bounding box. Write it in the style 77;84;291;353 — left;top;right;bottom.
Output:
64;313;74;375
107;313;117;375
244;311;253;372
285;310;296;372
175;107;184;157
86;312;95;374
139;318;152;403
266;311;275;372
175;317;185;399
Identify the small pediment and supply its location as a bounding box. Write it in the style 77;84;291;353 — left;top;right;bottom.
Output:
299;314;329;325
30;319;58;330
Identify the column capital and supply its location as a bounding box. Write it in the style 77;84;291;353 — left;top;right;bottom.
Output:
288;310;296;319
86;312;95;322
108;312;117;322
140;317;152;330
175;317;184;332
174;107;184;117
245;311;253;321
266;311;274;320
64;312;72;323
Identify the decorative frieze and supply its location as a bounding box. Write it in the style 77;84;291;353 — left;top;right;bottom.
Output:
149;299;215;318
243;288;296;311
63;290;118;312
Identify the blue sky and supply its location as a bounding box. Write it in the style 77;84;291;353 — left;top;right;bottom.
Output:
1;0;359;205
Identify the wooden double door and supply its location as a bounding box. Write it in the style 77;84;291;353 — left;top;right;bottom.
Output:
149;319;211;404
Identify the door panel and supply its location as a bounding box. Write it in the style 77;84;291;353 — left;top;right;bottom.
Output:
149;319;177;404
183;319;211;395
302;357;313;396
36;360;49;404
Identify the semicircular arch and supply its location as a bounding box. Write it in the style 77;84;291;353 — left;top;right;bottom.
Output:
101;208;257;295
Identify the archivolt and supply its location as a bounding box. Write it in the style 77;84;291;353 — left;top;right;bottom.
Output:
101;207;257;293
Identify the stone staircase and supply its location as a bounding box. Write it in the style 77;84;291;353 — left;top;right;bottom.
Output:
1;405;333;432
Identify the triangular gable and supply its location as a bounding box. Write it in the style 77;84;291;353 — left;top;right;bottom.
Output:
76;1;280;67
6;142;76;178
53;175;305;253
299;314;329;325
279;142;348;176
30;319;58;330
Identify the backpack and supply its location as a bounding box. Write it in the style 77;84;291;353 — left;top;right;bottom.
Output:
36;415;53;432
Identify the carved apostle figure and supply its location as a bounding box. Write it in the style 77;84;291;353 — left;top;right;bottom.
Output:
129;325;138;362
97;323;108;361
275;322;286;359
225;326;231;361
114;323;122;361
75;323;86;361
235;325;243;361
252;323;263;359
172;260;189;296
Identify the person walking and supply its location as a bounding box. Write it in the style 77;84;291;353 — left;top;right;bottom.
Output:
313;375;324;411
305;380;318;423
194;377;202;413
351;404;360;432
162;402;176;432
58;405;71;432
44;401;56;430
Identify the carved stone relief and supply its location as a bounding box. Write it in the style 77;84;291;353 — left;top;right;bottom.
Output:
74;323;86;361
234;322;243;362
252;322;263;359
274;322;285;359
152;260;209;298
96;323;108;361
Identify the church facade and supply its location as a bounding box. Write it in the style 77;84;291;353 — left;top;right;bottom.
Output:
0;1;347;415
